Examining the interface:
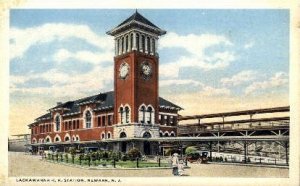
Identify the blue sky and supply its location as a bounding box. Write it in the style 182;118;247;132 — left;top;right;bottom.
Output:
9;9;289;135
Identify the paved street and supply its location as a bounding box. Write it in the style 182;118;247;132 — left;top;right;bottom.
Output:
9;152;288;177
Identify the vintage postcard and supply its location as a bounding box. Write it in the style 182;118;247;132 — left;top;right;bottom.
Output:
1;0;299;186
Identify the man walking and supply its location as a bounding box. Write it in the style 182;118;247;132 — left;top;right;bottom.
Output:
172;153;179;176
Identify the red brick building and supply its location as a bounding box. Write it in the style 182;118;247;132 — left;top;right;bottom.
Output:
28;11;182;155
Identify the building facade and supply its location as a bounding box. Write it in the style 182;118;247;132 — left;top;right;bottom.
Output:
28;11;182;155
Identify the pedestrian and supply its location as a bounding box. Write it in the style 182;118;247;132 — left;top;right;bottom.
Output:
171;153;179;176
178;160;185;176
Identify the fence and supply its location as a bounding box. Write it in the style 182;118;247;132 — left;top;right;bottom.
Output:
44;153;171;168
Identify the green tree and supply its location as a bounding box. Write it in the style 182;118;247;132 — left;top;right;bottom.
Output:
185;146;198;156
127;148;141;160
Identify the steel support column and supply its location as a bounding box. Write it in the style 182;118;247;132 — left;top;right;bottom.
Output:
285;141;289;165
209;142;212;161
244;141;247;163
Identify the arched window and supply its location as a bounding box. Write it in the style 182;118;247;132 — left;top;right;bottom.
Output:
125;106;130;123
55;115;60;131
136;33;140;51
141;35;145;52
120;132;127;138
76;136;79;141
118;39;121;54
130;33;133;51
121;37;124;53
65;136;70;141
146;106;153;124
147;37;150;53
119;107;124;124
143;132;151;138
159;132;163;137
152;38;155;54
45;136;51;143
164;132;169;137
170;132;175;137
107;132;111;139
101;133;105;139
125;35;128;52
85;111;92;128
55;137;60;142
139;105;146;123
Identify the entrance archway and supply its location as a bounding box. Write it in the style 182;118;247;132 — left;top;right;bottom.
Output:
143;132;152;155
144;141;151;155
121;142;127;153
120;132;127;153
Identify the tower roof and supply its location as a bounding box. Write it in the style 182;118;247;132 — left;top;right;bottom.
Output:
107;10;166;36
117;10;159;29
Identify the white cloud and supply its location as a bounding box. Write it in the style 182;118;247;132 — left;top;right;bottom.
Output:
221;70;258;87
160;32;233;56
10;65;114;98
159;78;230;97
160;79;203;87
53;49;114;64
10;23;114;59
159;32;235;78
245;72;288;94
244;41;255;49
200;85;231;96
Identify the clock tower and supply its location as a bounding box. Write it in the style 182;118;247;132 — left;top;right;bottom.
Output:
107;11;166;139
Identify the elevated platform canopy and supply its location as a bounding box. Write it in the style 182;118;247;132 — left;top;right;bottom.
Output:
179;106;289;121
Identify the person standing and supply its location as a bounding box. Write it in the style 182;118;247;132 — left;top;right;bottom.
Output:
172;153;179;176
178;160;185;176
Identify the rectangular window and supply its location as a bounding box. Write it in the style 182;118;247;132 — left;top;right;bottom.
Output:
69;121;72;130
173;116;177;126
98;117;101;127
73;120;76;129
108;115;112;126
166;116;170;126
102;116;106;126
160;115;164;125
170;116;173;125
46;125;48;132
77;120;79;129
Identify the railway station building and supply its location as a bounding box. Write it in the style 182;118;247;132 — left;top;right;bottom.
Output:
28;11;183;155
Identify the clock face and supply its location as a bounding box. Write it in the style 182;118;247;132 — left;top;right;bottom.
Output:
119;62;129;79
141;61;152;80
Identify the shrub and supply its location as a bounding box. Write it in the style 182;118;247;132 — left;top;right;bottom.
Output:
110;152;119;161
91;152;98;161
127;148;141;160
64;153;69;162
121;154;128;161
103;151;109;159
68;147;77;155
